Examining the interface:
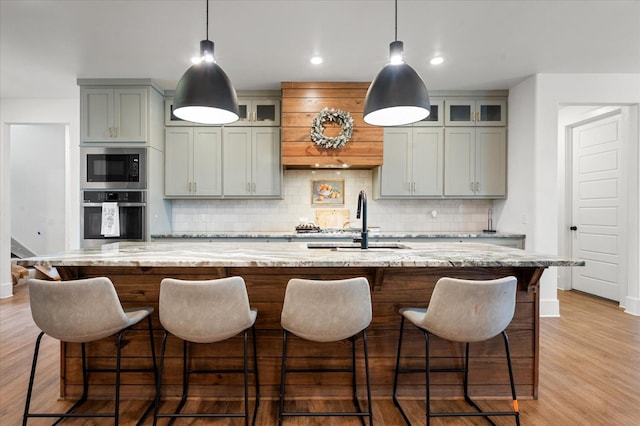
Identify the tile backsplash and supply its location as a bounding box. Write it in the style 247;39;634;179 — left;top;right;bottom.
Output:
171;170;493;233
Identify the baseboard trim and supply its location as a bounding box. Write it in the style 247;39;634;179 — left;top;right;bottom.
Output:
623;296;640;316
540;297;560;317
0;280;14;298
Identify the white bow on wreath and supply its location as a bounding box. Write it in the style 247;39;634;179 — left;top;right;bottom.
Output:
310;108;354;149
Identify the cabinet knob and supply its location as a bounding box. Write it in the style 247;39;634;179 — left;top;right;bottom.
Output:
570;226;578;231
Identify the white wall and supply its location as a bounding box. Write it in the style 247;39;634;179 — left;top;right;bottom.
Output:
11;124;66;255
500;73;640;316
0;98;80;298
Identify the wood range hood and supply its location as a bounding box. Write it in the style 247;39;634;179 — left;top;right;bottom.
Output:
281;82;383;169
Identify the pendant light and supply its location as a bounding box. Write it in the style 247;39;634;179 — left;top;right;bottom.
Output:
172;0;239;125
363;0;430;126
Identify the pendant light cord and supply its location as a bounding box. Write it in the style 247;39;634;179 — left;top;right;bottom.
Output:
394;0;398;41
206;0;209;40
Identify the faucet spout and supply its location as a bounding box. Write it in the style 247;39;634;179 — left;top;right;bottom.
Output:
356;190;369;249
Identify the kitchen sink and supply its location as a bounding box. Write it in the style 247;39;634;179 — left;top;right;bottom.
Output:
306;242;409;251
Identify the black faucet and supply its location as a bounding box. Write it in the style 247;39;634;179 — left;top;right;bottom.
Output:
356;190;369;249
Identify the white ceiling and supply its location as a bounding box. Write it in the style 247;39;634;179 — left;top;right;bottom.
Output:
1;0;639;99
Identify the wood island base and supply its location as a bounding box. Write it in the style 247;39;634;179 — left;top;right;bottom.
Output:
56;265;542;402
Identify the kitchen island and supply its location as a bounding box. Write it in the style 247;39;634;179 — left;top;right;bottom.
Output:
17;241;582;402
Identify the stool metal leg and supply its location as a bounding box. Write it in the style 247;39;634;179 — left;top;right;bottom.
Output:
392;316;411;426
251;324;260;426
361;330;373;426
154;328;260;425
22;332;45;426
278;329;372;425
243;329;249;426
277;329;288;426
153;330;169;426
503;331;521;426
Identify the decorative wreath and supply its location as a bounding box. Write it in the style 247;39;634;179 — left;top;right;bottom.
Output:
310;108;354;149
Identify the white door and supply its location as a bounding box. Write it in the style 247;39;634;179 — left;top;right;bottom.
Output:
571;112;626;301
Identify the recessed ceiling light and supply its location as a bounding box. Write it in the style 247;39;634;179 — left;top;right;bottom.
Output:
310;56;323;65
430;56;444;65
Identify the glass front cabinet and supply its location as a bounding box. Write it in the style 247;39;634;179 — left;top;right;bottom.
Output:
444;98;506;126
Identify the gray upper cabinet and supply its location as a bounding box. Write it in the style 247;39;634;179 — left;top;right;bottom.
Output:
81;87;148;142
412;97;444;127
222;127;282;198
444;98;506;127
374;127;444;198
444;127;507;198
227;97;280;127
165;127;222;197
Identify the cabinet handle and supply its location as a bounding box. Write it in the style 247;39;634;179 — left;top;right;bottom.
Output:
247;182;251;192
407;182;411;192
115;127;119;137
194;182;197;193
189;182;192;192
475;182;480;192
412;182;416;192
470;182;474;191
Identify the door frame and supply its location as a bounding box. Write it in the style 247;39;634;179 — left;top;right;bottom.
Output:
561;106;637;310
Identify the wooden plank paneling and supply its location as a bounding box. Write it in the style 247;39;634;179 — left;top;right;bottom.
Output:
280;82;383;168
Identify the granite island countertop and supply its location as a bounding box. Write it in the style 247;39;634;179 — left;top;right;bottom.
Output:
17;241;583;269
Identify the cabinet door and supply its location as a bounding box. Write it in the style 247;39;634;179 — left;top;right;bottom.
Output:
81;88;113;141
412;127;444;196
165;128;192;196
444;128;475;196
476;99;506;126
413;97;444;127
444;99;476;126
379;128;412;196
192;128;222;196
229;98;280;126
222;127;252;195
252;99;280;126
445;98;506;126
232;98;254;126
252;128;281;196
475;128;506;196
114;88;147;141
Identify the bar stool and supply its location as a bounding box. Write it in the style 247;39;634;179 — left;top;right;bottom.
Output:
23;277;157;425
278;277;373;425
393;276;521;426
154;276;259;426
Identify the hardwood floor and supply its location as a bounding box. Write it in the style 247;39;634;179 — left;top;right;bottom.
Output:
1;283;639;425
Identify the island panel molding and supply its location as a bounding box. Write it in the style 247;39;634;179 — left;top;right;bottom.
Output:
281;82;384;168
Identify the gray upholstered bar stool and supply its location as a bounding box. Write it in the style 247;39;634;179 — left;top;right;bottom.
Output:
278;277;373;425
393;276;520;425
154;276;259;426
23;277;157;425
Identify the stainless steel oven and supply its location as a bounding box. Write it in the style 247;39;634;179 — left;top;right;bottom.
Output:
81;191;146;247
81;147;146;189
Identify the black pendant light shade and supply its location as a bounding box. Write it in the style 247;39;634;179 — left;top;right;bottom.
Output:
363;2;431;127
172;3;239;125
363;49;431;126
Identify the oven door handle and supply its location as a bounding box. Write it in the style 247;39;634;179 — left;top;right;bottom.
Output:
82;202;146;207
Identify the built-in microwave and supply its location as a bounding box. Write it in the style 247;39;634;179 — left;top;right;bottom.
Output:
81;147;146;189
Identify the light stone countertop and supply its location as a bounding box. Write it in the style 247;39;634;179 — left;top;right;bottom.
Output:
16;241;583;268
150;231;526;240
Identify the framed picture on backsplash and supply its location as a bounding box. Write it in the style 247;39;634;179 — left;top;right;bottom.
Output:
311;179;344;205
